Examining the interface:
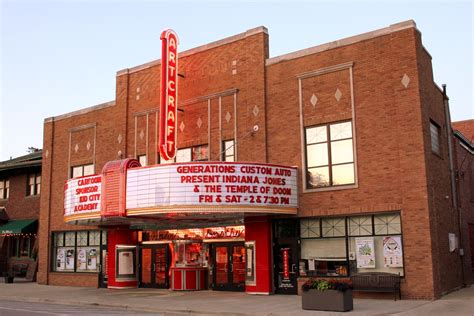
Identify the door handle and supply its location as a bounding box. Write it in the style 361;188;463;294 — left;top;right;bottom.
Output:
153;263;156;272
291;264;297;273
230;263;233;272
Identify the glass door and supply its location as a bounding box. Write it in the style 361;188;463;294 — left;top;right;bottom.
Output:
140;244;169;288
214;245;229;289
154;246;168;287
273;219;299;294
212;242;245;291
231;244;246;290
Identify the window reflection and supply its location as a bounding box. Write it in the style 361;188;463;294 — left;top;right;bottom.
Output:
307;143;328;167
308;167;330;187
331;140;353;164
306;126;327;144
330;122;352;140
305;121;355;188
332;163;354;185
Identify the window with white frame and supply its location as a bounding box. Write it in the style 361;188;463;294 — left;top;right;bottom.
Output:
305;121;355;189
0;179;9;199
222;140;235;162
71;164;94;178
27;172;41;196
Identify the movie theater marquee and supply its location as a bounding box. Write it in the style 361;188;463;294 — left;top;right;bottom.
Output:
126;162;298;213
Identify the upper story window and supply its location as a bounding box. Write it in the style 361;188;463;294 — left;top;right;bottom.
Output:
222;140;235;162
430;120;441;155
176;145;209;163
71;164;94;179
137;154;147;167
27;173;41;196
305;121;355;189
0;179;9;199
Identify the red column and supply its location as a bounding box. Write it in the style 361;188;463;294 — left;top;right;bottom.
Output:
245;216;272;294
107;228;138;289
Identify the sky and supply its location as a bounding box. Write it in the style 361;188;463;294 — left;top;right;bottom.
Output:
0;0;472;160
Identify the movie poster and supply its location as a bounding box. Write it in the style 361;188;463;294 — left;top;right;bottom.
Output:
78;249;87;270
383;236;403;267
65;249;75;270
56;249;65;271
355;237;375;268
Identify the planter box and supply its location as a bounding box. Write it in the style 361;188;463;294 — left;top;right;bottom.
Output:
302;289;353;312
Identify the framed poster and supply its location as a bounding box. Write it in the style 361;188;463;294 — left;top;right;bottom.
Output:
355;237;375;268
87;248;98;270
245;241;256;286
116;245;137;280
65;248;75;270
383;236;403;267
77;249;87;270
56;249;65;271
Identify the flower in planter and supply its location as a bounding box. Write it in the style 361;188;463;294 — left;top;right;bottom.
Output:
302;278;353;292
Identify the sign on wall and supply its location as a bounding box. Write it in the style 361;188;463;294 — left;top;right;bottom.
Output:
383;236;403;267
355;237;376;268
126;162;298;213
64;175;102;217
159;29;179;161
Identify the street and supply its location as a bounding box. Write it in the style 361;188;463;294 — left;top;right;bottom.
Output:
0;300;157;316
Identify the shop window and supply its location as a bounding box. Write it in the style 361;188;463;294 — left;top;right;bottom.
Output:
8;234;36;257
137;154;147;166
27;173;41;196
430;120;441;155
299;213;404;277
52;230;106;273
0;179;9;199
305;121;355;189
222;140;235;162
374;214;401;235
71;163;94;179
301;238;348;277
300;219;320;238
321;217;346;237
348;216;373;236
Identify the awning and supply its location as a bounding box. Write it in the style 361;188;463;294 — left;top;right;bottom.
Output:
0;219;38;235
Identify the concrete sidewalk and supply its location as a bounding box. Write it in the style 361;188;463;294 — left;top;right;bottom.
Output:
0;281;473;315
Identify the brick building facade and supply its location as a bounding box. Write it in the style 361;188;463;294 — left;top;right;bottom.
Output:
0;150;41;277
452;120;474;286
37;20;472;299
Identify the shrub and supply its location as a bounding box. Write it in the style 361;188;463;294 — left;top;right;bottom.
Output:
302;278;353;292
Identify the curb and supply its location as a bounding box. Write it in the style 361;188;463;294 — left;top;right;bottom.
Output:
0;295;252;316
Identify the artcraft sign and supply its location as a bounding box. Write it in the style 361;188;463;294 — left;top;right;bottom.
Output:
64;175;102;217
159;29;179;161
126;162;298;214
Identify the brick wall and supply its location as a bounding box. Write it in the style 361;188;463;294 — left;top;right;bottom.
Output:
453;128;474;285
0;168;41;220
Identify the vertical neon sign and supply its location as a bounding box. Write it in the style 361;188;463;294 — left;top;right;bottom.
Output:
159;29;179;161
